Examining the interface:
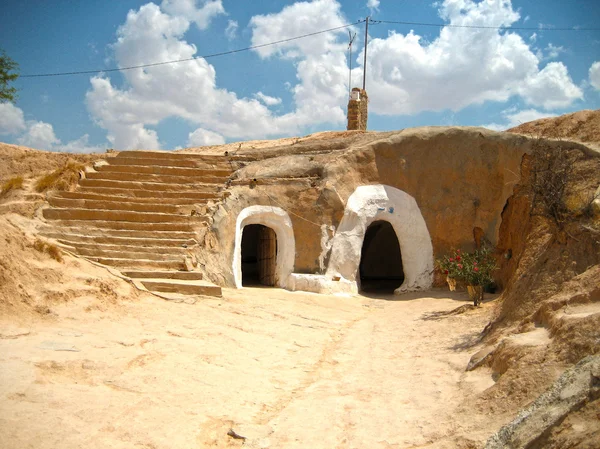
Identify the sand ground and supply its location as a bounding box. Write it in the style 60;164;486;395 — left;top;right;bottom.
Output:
1;288;501;449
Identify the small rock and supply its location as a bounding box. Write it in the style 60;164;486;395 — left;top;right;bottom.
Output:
467;346;495;371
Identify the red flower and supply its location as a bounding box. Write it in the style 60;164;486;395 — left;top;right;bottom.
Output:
449;258;454;262
474;267;479;272
458;264;463;269
473;261;477;265
456;249;461;253
456;256;461;261
444;270;449;274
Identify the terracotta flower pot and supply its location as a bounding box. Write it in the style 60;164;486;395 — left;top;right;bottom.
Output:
467;285;484;306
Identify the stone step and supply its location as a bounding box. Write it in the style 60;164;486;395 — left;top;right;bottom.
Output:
90;257;185;270
116;150;220;160
65;241;192;255
75;187;221;201
140;279;221;297
79;179;222;192
110;156;224;169
42;231;197;247
97;163;233;178
86;171;230;185
42;208;206;224
48;195;181;214
42;219;195;232
117;150;253;163
122;270;203;280
52;191;215;205
73;246;188;260
40;226;197;240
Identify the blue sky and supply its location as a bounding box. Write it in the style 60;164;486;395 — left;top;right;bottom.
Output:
1;0;599;152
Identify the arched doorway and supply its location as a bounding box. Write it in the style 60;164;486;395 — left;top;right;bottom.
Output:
233;206;295;289
326;185;433;294
241;224;277;286
359;220;404;292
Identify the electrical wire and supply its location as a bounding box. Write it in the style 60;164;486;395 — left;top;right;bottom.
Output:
371;19;600;31
20;21;363;79
19;16;597;79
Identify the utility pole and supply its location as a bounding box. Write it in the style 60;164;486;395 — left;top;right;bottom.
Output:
348;31;356;98
362;16;369;91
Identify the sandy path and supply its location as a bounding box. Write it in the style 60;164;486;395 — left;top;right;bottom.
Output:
0;288;497;449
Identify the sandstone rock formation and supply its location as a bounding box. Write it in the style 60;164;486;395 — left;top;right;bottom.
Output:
485;355;600;449
507;109;600;147
32;126;598;297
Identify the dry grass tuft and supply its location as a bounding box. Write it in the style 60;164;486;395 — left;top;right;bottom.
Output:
32;238;63;262
35;161;85;193
564;191;598;219
1;175;24;196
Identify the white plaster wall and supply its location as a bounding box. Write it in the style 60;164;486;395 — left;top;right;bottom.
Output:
326;185;434;293
233;206;295;289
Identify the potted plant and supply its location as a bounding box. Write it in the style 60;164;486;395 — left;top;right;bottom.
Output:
436;247;497;306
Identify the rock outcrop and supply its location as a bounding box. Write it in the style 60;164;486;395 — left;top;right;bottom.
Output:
485;355;600;449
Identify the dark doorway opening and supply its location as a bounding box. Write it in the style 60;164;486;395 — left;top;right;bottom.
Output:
359;220;404;292
241;224;277;286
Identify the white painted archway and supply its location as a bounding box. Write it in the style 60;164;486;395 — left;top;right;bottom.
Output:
326;185;433;293
233;206;295;289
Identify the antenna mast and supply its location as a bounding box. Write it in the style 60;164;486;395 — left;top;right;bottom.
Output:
362;16;369;90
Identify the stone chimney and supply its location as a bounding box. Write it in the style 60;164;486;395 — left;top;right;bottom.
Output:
347;88;368;131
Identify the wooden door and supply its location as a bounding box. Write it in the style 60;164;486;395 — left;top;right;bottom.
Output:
258;227;277;286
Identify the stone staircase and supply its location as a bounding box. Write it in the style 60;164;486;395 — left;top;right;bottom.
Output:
40;150;248;299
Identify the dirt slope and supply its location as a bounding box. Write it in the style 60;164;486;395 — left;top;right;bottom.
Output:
0;214;137;321
0;142;107;181
507;109;600;145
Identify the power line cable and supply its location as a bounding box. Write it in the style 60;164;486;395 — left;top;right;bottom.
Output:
371;19;600;31
20;21;363;79
19;17;596;79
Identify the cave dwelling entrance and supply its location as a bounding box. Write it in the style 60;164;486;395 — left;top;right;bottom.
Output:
359;220;405;292
241;224;277;287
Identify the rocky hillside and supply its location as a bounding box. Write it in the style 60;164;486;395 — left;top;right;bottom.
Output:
507;109;600;146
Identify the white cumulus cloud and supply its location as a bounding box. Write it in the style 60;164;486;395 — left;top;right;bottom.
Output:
254;92;282;106
54;134;105;153
544;43;565;60
17;121;60;150
249;0;351;125
482;108;557;131
161;0;224;29
225;20;238;40
518;62;583;109
187;128;225;146
0;103;103;152
13;119;102;153
367;0;380;12
590;61;600;91
0;102;26;135
362;0;582;115
86;0;352;149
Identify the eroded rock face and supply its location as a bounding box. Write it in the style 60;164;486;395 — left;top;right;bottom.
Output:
484;355;600;449
195;127;595;289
